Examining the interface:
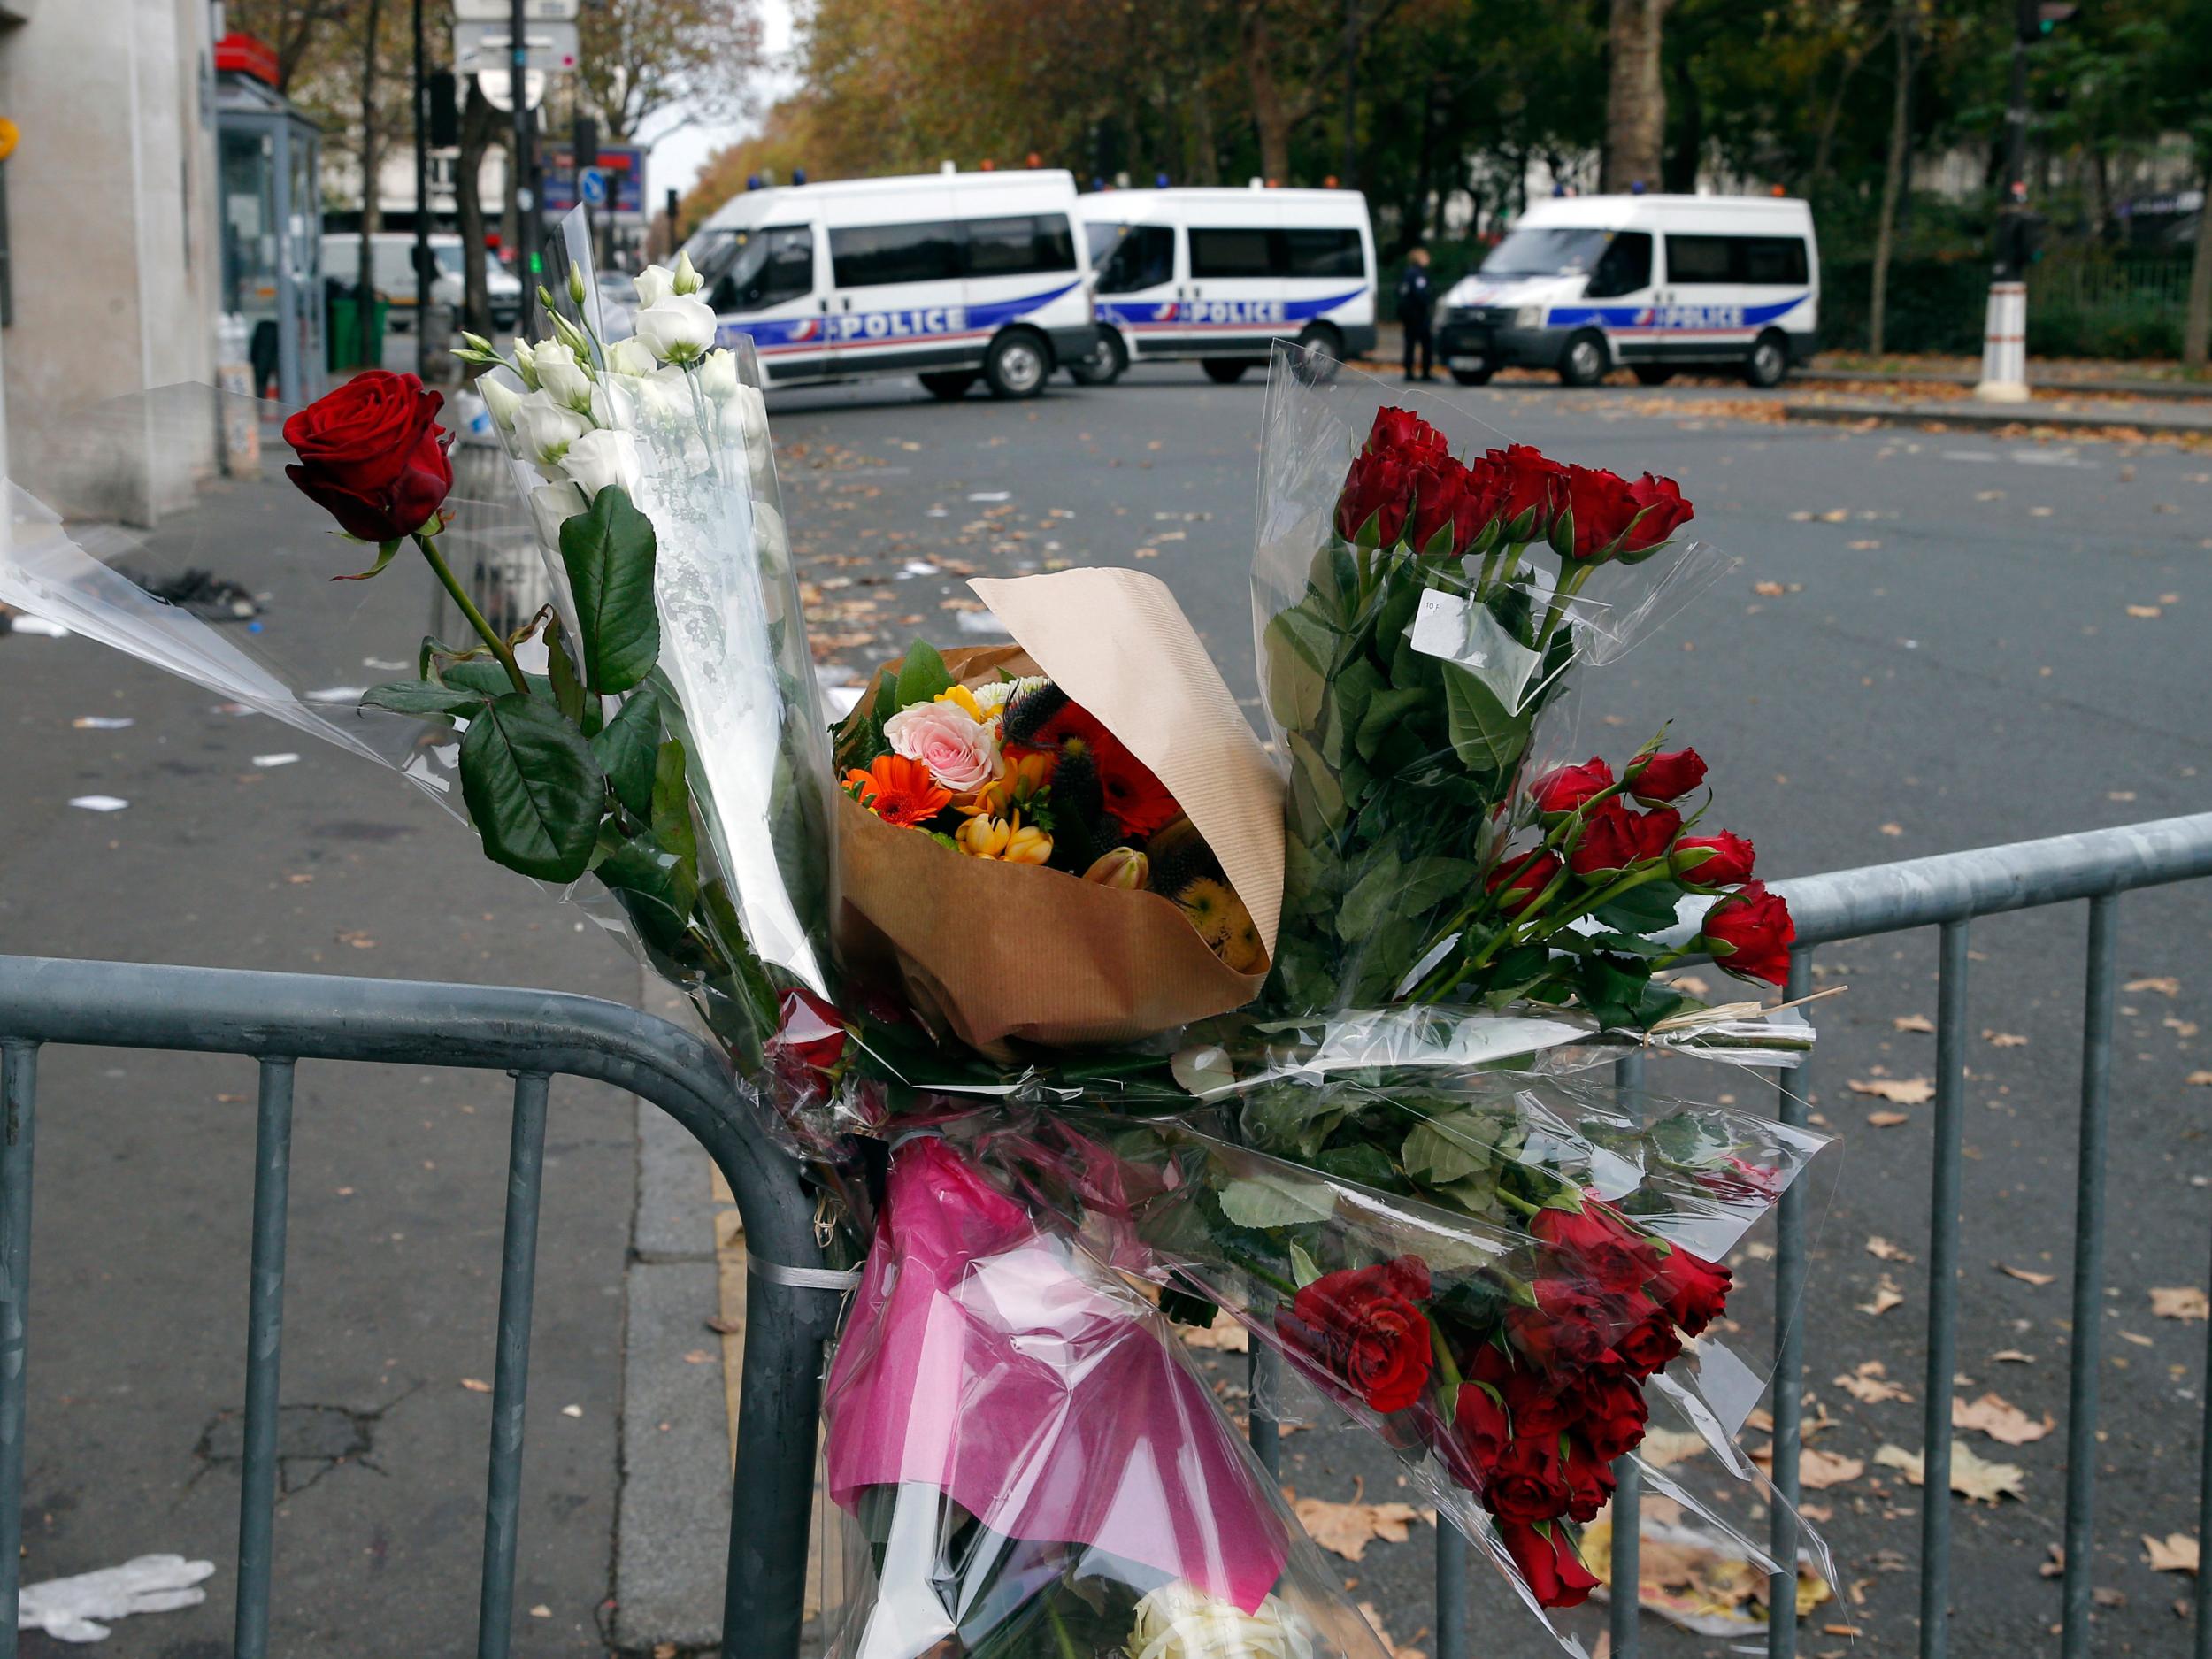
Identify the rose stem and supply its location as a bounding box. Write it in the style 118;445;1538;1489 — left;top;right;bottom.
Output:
412;530;529;695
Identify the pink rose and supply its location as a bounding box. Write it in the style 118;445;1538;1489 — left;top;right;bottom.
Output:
884;699;1001;795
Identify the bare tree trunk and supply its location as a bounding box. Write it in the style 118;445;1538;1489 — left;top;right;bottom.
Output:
1242;3;1293;183
1868;0;1914;356
1664;49;1701;192
1604;0;1666;193
456;80;500;339
354;0;386;368
1810;31;1880;190
2185;160;2212;369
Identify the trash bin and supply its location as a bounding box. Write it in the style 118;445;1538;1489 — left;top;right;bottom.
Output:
326;288;389;371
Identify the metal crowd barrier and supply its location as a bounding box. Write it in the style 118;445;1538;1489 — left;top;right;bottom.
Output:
4;808;2211;1659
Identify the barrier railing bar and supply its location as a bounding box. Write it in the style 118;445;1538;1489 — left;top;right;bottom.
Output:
1919;921;1971;1659
1610;1051;1646;1659
2060;893;2119;1659
2198;1213;2212;1659
0;1041;35;1659
1767;950;1814;1659
1434;1523;1467;1659
1248;1343;1280;1479
234;1055;296;1659
475;1071;550;1659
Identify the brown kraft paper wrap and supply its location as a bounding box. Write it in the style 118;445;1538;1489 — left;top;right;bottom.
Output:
833;570;1286;1057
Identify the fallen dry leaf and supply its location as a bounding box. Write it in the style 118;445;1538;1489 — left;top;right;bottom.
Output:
1878;822;1905;837
1849;1076;1935;1104
1799;1447;1866;1490
1639;1427;1710;1469
2001;1263;2056;1286
2119;1330;2154;1348
1893;1013;1936;1033
1874;1440;2027;1504
1858;1276;1905;1317
1866;1236;1916;1263
2125;604;2163;618
459;1377;493;1394
1867;1110;1910;1128
1836;1361;1911;1404
2126;976;2181;997
1356;1601;1427;1659
2039;1543;2065;1578
1180;1310;1251;1352
2144;1532;2200;1574
1952;1392;2055;1446
1754;580;1787;596
1991;1349;2035;1364
1982;1030;2029;1048
2190;1071;2212;1087
2152;1286;2210;1322
1289;1494;1425;1562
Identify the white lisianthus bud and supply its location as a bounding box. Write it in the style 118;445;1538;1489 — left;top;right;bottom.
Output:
528;479;587;551
672;249;702;295
604;336;658;378
511;337;540;390
560;426;643;502
567;262;588;305
634;263;676;309
531;341;595;412
695;347;741;401
479;374;524;433
512;394;589;474
1125;1583;1314;1659
634;295;718;364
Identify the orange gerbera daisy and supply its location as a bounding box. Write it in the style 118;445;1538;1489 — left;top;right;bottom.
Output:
845;754;952;827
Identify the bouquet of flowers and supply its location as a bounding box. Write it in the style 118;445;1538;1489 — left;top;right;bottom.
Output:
0;217;1836;1655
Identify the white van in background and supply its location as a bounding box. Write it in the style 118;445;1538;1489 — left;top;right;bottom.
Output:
321;233;523;331
680;170;1097;399
1076;187;1378;384
1434;195;1818;387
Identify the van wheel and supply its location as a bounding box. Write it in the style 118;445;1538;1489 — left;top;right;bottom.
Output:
1632;366;1676;386
1743;331;1790;388
1290;324;1343;384
1202;359;1249;384
1067;327;1127;387
920;372;978;401
1558;330;1609;387
983;329;1049;398
1449;367;1494;387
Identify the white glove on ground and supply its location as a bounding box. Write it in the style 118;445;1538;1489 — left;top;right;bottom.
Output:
18;1555;214;1642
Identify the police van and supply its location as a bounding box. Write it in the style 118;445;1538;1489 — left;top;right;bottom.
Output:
1434;195;1818;388
1074;187;1378;384
680;169;1099;400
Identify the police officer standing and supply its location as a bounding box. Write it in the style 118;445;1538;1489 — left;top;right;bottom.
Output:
1397;245;1435;382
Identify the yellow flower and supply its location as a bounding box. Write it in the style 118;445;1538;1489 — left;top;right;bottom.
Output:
956;810;1053;865
933;683;987;722
957;749;1053;818
1176;877;1239;946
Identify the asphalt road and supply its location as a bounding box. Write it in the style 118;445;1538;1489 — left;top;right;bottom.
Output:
3;357;2208;1657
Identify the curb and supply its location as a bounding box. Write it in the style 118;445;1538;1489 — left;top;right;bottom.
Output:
1780;399;2212;437
1796;366;2212;403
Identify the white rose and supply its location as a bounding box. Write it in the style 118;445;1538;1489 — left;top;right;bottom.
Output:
604;336;658;378
1125;1583;1314;1659
480;373;524;433
696;347;741;402
634;263;676;309
512;394;589;474
532;341;595;411
634;295;718;364
529;479;587;550
560;426;643;501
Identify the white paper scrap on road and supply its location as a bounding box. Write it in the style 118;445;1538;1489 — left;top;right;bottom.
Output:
303;686;367;703
251;753;301;768
18;1554;214;1642
68;795;128;812
8;615;69;637
71;717;134;730
965;490;1010;502
897;559;941;578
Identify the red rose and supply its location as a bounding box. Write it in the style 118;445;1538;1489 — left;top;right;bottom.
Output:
1622;472;1694;556
1528;757;1613;818
284;371;454;547
1647;1242;1732;1337
1628;747;1707;804
774;987;848;1073
1455;1379;1511;1471
1409;459;1486;557
1486;443;1564;540
1568;799;1674;880
1671;831;1755;890
1333;449;1416;547
1697;880;1796;986
1365;405;1450;460
1615;1308;1684;1379
1570;1371;1650;1462
1561;1434;1616;1523
1632;805;1683;862
1500;1367;1576;1440
1276;1256;1434;1415
1530;1199;1659;1296
1700;1154;1786;1202
1499;1520;1600;1609
1484;1437;1574;1525
1556;465;1642;561
1486;849;1562;916
1507;1280;1618;1372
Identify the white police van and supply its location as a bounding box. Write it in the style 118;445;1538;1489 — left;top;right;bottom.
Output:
1434;195;1818;388
1074;187;1378;384
679;169;1098;400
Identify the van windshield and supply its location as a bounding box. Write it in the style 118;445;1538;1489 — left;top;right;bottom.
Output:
1479;227;1617;279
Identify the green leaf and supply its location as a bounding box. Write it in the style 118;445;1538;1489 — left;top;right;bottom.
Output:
1396;856;1480;918
1440;661;1532;775
1263;604;1334;731
334;538;403;582
547;622;588;726
1403;1112;1493;1187
591;683;664;818
436;656;551;703
892;638;955;710
1287;1240;1324;1287
649;737;697;866
457;692;607;883
1355;686;1430;763
1338;851;1404;941
1575;952;1651;1032
1308;1141;1403;1193
1216;1171;1339;1230
597;831;698;952
1593;879;1687;933
557;485;661;693
359;679;489;721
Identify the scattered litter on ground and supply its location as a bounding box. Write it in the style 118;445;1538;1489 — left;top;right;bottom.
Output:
114;566;259;621
72;717;134;730
7;615;69;638
68;796;128;813
251;753;301;768
18;1554;214;1642
304;686;367;703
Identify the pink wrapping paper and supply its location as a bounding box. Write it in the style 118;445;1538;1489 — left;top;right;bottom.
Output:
823;1137;1290;1613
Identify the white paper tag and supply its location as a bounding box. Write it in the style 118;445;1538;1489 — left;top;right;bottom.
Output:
1409;589;1544;713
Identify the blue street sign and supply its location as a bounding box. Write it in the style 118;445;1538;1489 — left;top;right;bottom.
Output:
580;168;609;207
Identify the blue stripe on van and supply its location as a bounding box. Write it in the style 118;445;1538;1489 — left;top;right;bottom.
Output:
1096;286;1366;328
717;281;1082;353
1544;293;1809;331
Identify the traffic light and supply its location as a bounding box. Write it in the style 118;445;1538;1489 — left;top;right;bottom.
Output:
2035;3;2078;35
1994;210;2047;277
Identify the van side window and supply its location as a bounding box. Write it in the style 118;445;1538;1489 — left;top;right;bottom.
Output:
965;214;1078;278
1282;227;1363;279
1665;234;1809;286
1585;231;1652;298
1190;227;1274;280
830;220;963;288
1098;225;1174;292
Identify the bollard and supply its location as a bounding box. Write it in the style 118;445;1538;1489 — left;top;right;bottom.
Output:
1972;280;2029;403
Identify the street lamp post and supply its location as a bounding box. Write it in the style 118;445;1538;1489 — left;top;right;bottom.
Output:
509;0;539;338
412;0;430;378
1974;0;2069;403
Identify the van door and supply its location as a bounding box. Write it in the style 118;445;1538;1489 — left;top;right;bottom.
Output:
1093;223;1179;358
1183;221;1285;358
699;223;828;381
1654;233;1760;364
1572;230;1655;363
824;204;967;379
962;210;1082;343
1276;222;1369;352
